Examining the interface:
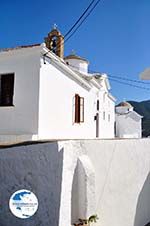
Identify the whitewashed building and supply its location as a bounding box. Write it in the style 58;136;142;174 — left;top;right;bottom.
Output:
115;101;143;138
0;28;115;143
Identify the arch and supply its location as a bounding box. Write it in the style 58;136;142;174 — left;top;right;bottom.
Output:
71;155;95;224
134;173;150;226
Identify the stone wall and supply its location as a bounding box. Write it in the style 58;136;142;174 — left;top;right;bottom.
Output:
0;142;64;226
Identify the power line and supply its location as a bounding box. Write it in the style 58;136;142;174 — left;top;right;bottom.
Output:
44;0;103;56
42;0;149;93
87;68;150;85
64;0;97;38
63;0;102;44
44;0;97;56
109;78;150;91
53;60;150;86
108;74;150;85
44;54;150;91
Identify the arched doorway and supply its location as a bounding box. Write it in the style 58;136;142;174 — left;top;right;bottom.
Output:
71;155;95;224
134;173;150;226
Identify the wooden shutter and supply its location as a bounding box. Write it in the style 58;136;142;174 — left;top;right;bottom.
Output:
74;94;84;123
75;94;80;123
80;97;84;122
1;74;14;106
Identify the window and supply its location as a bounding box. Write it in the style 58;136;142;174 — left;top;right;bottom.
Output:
108;114;110;122
74;94;84;123
97;100;99;111
103;93;106;103
103;111;105;120
0;73;14;106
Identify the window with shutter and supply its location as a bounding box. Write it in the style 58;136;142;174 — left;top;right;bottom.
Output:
80;97;84;122
74;94;84;123
0;73;14;106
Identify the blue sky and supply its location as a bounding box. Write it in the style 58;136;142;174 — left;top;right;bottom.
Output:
0;0;150;103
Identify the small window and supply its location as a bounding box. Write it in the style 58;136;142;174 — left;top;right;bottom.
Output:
97;100;99;111
0;73;14;106
103;93;106;103
108;114;110;122
103;111;105;120
74;94;84;123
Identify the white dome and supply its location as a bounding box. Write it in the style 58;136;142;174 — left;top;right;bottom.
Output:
116;102;134;114
64;54;89;74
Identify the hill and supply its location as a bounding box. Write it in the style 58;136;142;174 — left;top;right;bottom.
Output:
128;100;150;137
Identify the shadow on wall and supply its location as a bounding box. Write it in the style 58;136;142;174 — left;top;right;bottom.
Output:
0;142;63;226
71;155;95;225
134;172;150;226
71;162;79;224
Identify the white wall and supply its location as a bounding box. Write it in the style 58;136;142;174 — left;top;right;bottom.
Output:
38;58;99;139
59;139;150;226
0;47;41;135
59;141;96;226
0;139;149;226
98;90;115;138
85;139;150;226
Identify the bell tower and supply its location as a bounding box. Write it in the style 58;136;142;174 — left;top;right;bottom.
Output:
44;25;64;58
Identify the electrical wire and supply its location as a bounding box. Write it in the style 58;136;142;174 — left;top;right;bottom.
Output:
43;54;150;91
109;78;150;91
87;69;150;85
44;0;97;56
44;0;103;56
64;0;97;38
42;0;150;92
45;55;150;87
64;0;102;45
55;0;102;53
107;74;150;85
